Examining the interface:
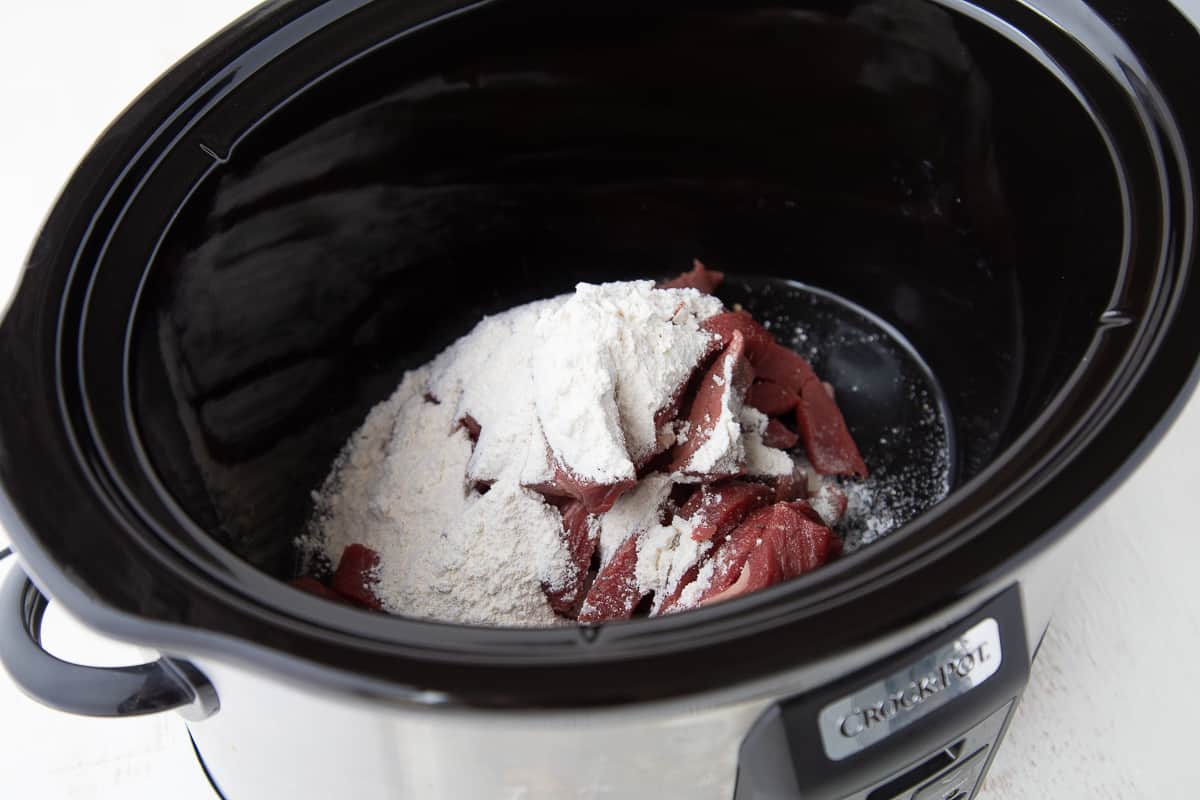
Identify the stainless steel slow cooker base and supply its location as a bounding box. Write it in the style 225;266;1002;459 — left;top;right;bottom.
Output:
174;535;1080;799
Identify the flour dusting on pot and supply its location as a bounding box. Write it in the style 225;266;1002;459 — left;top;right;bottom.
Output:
297;263;883;626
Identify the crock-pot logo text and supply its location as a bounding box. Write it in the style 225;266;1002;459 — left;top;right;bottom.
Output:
818;618;1003;761
837;641;993;738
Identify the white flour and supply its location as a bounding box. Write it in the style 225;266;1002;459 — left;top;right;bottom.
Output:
427;298;564;487
596;473;674;566
304;366;571;626
636;516;711;613
740;407;794;478
675;558;717;610
532;281;722;480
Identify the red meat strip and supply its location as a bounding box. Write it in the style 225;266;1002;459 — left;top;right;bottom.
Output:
659;259;726;294
331;544;383;610
657;496;816;618
679;480;773;542
654;561;702;616
763;418;800;450
651;480;774;614
694;502;842;608
654;505;772;617
643;365;719;470
668;330;755;475
752;343;817;394
751;344;866;477
702;311;776;360
795;377;868;478
532;464;638;516
578;534;644;624
289;576;348;603
543;500;599;615
705;314;817;396
746;380;798;416
704;314;867;477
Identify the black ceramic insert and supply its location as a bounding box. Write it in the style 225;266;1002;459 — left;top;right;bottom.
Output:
133;0;1112;576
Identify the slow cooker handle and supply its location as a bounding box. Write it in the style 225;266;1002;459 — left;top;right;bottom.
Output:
0;563;218;719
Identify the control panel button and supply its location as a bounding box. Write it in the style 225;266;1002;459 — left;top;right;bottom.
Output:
912;747;988;800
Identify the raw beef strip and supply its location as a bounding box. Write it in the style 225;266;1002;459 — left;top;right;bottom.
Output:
657;496;806;618
763;418;800;450
704;314;867;477
794;377;868;478
659;259;726;294
694;502;842;607
751;342;817;394
578;533;644;623
331;544;383;610
704;314;817;397
654;561;702;616
651;480;773;615
668;330;755;475
748;343;866;477
746;380;798;416
543;499;599;615
533;463;638;516
645;364;717;468
701;311;776;360
653;505;776;617
678;480;773;542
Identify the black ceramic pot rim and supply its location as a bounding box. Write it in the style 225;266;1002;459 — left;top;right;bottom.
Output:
0;0;1197;708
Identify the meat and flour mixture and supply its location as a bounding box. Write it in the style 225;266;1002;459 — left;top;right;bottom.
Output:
296;262;870;626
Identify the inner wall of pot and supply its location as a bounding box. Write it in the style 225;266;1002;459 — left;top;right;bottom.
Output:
131;0;1123;579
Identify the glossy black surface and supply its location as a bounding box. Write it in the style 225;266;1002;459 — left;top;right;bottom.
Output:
0;563;216;718
0;0;1196;707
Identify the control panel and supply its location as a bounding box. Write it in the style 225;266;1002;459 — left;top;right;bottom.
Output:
735;587;1028;799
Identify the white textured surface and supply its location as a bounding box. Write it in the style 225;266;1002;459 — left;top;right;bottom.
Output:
1;1;1199;797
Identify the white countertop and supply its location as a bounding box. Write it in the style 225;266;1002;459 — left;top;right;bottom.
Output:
2;2;1199;797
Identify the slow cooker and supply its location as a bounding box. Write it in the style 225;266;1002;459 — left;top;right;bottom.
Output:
1;0;1197;798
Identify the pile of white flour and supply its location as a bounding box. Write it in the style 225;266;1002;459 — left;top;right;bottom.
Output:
300;281;802;626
